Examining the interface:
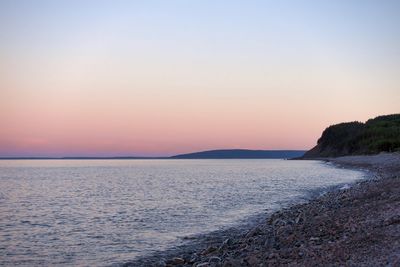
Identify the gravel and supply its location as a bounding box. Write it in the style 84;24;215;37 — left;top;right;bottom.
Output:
123;153;400;266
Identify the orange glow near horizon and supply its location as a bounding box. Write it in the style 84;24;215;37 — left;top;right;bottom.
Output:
1;1;399;157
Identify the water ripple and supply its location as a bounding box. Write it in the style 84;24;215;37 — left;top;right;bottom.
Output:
0;159;364;266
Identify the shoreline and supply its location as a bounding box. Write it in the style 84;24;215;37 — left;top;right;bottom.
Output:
123;153;400;266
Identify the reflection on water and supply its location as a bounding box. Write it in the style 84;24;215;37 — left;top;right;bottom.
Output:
0;159;364;266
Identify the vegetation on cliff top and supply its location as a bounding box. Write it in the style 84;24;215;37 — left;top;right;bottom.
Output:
303;114;400;157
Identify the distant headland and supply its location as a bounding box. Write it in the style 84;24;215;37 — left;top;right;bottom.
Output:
0;150;306;160
303;113;400;158
171;149;305;159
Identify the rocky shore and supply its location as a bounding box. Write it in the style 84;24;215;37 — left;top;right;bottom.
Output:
124;153;400;267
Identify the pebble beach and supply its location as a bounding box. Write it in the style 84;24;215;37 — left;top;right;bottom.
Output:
125;153;400;266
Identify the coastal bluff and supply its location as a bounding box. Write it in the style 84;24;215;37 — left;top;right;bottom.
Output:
303;114;400;158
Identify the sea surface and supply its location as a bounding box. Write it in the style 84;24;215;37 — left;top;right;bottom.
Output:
0;159;365;266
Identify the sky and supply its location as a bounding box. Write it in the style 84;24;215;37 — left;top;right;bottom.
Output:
1;0;399;157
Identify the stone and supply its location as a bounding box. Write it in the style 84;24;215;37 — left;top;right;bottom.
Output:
209;256;221;264
222;258;241;267
268;252;277;259
219;238;233;251
272;218;286;227
295;214;304;224
264;236;276;248
167;257;185;265
189;253;200;263
157;259;167;267
276;225;293;237
246;255;259;265
384;215;400;226
245;227;262;238
201;246;217;255
170;257;185;265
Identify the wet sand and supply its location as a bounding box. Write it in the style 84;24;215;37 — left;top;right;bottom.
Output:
124;153;400;266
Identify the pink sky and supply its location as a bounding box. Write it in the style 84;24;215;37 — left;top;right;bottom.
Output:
1;1;399;157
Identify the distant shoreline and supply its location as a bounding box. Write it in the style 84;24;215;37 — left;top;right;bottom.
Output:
0;157;166;160
0;149;306;160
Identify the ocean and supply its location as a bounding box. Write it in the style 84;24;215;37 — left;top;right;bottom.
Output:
0;159;365;266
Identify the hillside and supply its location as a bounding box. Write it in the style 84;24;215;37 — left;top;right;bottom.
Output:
171;149;305;159
303;114;400;158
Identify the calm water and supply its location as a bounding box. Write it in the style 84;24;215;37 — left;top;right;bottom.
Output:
0;159;364;266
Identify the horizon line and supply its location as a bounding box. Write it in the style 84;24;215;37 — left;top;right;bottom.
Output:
0;148;308;160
